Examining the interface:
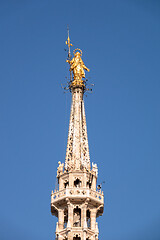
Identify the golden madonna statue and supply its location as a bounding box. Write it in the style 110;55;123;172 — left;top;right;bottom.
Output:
67;49;90;81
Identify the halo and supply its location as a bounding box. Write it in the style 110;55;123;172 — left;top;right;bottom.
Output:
73;48;82;56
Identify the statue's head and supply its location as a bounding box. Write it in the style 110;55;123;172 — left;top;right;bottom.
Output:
75;52;81;57
73;48;82;57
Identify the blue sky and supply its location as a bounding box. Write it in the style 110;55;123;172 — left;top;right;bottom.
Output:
0;0;160;240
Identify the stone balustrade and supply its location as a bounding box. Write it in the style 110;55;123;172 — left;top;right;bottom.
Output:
51;187;104;204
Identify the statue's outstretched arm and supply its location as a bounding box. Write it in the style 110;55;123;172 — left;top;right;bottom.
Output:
81;59;89;72
83;65;90;72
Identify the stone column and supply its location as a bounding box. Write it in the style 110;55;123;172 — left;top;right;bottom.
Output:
82;205;87;240
58;234;64;240
58;209;64;230
67;231;72;240
82;204;87;229
67;203;73;240
67;203;73;228
69;173;73;188
83;172;86;188
90;209;97;231
90;235;95;240
95;222;99;240
59;176;63;191
83;230;87;240
92;175;97;191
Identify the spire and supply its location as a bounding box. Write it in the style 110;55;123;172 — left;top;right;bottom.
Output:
51;32;104;240
65;34;90;171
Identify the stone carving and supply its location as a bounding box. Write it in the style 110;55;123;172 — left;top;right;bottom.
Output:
65;93;90;171
73;208;81;227
57;161;64;176
92;162;98;177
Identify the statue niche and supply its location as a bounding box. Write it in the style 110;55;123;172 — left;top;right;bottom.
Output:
73;207;81;227
74;178;81;188
73;236;81;240
64;180;69;188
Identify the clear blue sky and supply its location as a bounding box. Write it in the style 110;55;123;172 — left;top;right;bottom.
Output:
0;1;160;240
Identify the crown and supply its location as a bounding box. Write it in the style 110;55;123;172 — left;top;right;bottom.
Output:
73;48;82;56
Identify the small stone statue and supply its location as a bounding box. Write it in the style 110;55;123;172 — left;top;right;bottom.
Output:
92;162;98;177
57;161;64;176
73;212;81;227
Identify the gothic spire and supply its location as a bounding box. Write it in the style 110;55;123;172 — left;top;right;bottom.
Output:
51;32;104;240
65;35;90;171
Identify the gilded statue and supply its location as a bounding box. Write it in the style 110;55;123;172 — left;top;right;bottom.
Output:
66;49;90;81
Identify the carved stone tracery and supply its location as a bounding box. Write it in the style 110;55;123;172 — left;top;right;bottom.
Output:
65;89;90;171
